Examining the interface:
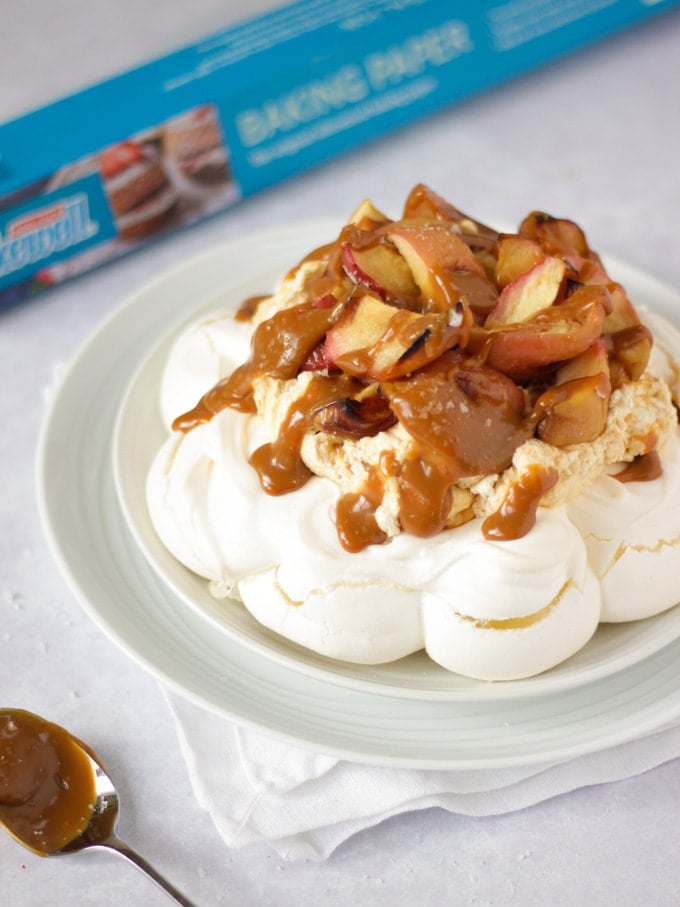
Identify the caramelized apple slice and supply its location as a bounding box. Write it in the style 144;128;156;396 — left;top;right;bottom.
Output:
402;184;498;239
602;282;642;333
367;305;470;381
387;223;488;310
608;323;653;383
325;294;395;365
533;340;611;447
484;284;610;379
341;240;419;302
600;282;651;383
486;256;568;326
347;198;391;230
324;294;469;381
517;212;612;283
519;212;590;258
495;235;546;289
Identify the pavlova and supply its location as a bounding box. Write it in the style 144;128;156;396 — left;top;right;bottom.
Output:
146;185;680;680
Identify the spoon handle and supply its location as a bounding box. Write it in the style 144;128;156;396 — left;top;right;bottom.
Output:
96;834;199;907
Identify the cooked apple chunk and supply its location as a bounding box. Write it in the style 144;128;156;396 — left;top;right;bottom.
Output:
486;256;568;326
534;340;612;447
340;240;419;302
324;294;470;381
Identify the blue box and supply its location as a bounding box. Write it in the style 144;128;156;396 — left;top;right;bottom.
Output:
1;0;678;306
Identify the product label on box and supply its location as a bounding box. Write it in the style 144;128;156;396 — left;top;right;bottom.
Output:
227;17;473;185
0;174;115;290
0;0;678;306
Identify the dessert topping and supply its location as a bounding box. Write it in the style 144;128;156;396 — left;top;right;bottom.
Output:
172;185;659;552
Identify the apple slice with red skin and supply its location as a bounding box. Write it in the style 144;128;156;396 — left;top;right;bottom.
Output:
518;212;613;284
300;341;334;372
533;340;611;447
483;284;611;379
341;240;419;302
324;294;470;381
399;184;501;283
495;235;546;289
486;256;568;326
325;295;394;364
387;223;490;311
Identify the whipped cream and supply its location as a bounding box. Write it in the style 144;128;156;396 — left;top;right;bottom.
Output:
145;284;680;681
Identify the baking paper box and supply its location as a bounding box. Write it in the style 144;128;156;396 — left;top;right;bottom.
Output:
1;0;678;307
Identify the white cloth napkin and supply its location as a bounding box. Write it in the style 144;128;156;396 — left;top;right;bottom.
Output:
164;689;680;861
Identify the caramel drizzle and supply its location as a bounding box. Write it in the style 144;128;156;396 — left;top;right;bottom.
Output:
172;300;341;429
249;374;358;496
482;466;559;542
613;450;662;484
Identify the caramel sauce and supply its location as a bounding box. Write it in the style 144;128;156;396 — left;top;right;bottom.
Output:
444;269;499;318
336;452;396;552
482;466;559;541
396;455;455;538
614;450;662;484
173;300;340;428
250;374;358;495
234;294;268;322
333;353;532;550
383;352;531;477
0;710;98;855
336;467;389;552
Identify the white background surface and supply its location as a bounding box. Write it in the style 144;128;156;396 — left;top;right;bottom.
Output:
2;2;680;904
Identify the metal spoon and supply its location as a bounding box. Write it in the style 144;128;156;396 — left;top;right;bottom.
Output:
52;747;199;907
0;709;198;907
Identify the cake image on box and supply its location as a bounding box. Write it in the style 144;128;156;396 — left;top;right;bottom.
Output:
162;105;231;184
100;139;178;240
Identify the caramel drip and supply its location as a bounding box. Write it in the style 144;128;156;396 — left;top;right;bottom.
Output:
482;466;559;541
336;489;388;553
250;375;358;496
173;300;340;429
234;294;268;322
614;450;662;484
0;710;100;855
396;455;455;538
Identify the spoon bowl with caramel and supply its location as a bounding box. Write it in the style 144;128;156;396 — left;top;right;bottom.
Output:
0;709;197;907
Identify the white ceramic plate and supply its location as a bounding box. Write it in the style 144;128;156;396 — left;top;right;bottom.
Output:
37;222;680;768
